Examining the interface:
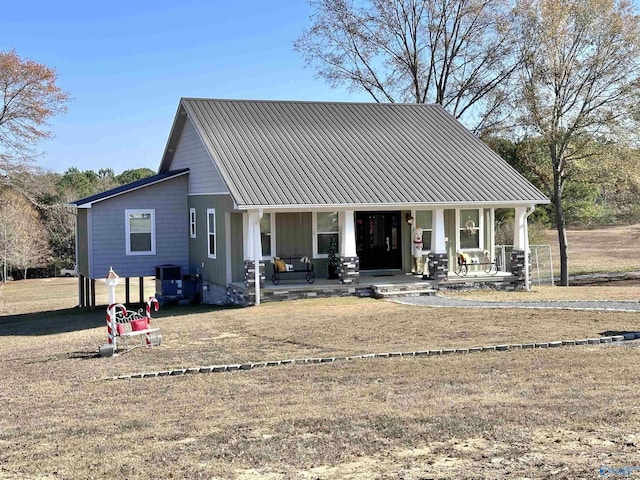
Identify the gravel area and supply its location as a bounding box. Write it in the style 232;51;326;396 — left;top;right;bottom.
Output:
393;295;640;312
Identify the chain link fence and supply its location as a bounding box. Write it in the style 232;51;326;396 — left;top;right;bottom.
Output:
495;245;555;286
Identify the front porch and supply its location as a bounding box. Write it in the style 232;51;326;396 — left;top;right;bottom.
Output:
236;206;534;305
228;270;518;305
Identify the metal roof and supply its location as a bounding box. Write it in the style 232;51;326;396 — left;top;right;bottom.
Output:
165;99;548;208
70;169;189;208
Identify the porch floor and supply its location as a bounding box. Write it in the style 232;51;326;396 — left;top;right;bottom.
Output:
229;270;516;303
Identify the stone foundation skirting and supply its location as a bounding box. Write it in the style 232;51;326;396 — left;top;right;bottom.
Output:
339;256;360;284
510;250;529;290
427;253;449;283
244;260;265;290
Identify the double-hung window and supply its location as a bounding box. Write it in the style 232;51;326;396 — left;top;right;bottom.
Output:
415;210;433;251
459;209;482;249
313;212;339;258
207;209;216;259
260;213;275;258
189;208;196;238
125;209;155;255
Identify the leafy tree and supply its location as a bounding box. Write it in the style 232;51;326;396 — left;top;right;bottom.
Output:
56;167;99;199
0;49;69;184
295;0;520;133
116;167;155;184
511;0;640;285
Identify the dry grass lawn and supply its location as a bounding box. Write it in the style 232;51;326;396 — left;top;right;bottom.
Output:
1;224;640;479
545;223;640;275
1;273;640;479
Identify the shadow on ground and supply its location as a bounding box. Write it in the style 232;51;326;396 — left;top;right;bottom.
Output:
0;303;233;337
601;330;639;337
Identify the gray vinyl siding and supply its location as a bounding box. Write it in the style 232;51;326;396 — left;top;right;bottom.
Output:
230;213;244;282
273;212;321;276
445;209;457;271
169;117;229;195
76;209;89;276
274;212;313;257
188;194;236;287
88;175;188;278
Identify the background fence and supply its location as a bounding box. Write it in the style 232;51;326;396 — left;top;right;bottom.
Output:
495;245;554;286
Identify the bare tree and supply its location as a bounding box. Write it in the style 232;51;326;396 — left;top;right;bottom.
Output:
0;190;51;280
0;49;69;183
295;0;520;133
511;0;640;285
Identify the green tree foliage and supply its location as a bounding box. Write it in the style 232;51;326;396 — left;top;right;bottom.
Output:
116;168;155;184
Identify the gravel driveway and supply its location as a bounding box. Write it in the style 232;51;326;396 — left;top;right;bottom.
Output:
393;295;640;312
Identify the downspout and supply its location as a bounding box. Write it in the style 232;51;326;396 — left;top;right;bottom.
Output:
254;209;264;306
524;205;536;292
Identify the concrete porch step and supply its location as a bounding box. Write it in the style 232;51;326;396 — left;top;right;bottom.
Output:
372;282;436;299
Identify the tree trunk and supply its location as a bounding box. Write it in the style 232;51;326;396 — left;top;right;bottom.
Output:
553;166;569;286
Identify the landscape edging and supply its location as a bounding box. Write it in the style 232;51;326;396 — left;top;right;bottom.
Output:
107;332;640;381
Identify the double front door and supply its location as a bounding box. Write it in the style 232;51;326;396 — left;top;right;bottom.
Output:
356;211;402;270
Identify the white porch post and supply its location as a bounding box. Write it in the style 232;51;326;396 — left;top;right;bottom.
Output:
244;213;253;262
513;206;531;291
338;210;359;284
246;210;263;305
434;209;446;253
339;210;357;257
489;208;496;262
514;207;527;251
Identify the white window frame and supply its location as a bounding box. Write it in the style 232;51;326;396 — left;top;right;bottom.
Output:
189;208;196;239
312;211;339;259
207;208;216;259
125;209;156;256
456;208;484;251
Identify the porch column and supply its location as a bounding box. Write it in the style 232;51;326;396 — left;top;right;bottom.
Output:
427;208;448;283
513;207;527;251
510;206;530;290
244;210;265;305
338;210;359;284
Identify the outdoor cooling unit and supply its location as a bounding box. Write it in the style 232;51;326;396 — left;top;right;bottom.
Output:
155;265;183;304
155;265;202;305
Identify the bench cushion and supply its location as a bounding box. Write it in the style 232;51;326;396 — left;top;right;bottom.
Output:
131;318;149;331
273;259;286;272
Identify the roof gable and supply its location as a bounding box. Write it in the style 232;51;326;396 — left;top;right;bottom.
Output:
161;99;548;208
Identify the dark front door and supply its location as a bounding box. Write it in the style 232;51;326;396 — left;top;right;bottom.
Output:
356;211;402;270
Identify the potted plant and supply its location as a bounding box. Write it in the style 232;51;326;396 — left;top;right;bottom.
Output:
327;238;340;279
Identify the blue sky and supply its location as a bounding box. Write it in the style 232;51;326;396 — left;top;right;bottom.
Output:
1;1;368;174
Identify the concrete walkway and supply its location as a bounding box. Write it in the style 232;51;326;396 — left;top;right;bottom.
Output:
393;295;640;312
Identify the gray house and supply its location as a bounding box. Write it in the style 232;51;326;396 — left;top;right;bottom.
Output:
69;98;548;307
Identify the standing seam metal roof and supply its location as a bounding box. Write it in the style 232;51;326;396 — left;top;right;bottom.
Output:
173;99;548;208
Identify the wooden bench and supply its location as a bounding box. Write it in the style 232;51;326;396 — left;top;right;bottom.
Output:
270;255;315;285
109;298;162;351
455;251;498;277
